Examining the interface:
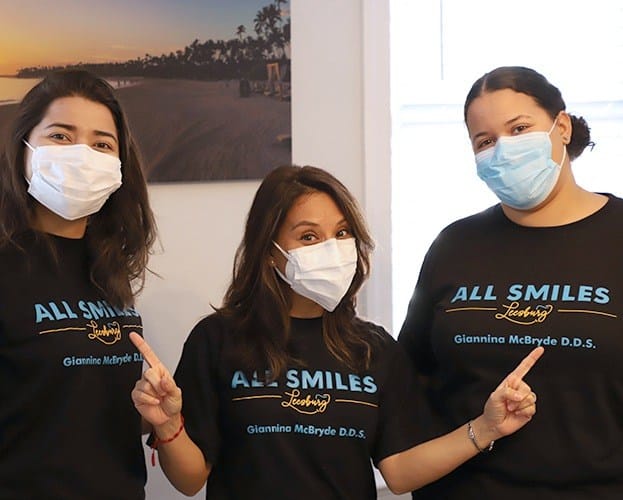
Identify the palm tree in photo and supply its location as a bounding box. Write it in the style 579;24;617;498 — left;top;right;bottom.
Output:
236;25;246;41
254;8;268;37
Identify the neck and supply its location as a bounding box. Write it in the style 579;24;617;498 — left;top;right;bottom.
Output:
33;205;87;238
502;166;607;227
289;293;324;319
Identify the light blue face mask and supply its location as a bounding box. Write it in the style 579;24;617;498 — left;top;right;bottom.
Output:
475;120;566;210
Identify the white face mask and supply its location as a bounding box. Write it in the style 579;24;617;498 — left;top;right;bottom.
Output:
24;140;122;221
273;238;358;312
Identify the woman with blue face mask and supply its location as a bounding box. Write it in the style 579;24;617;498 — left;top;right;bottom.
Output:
0;70;156;499
129;165;541;499
398;66;619;499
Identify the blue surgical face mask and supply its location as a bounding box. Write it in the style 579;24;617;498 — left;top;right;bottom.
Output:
475;120;566;210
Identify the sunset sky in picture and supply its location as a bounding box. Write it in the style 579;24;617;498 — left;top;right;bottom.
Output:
0;0;279;75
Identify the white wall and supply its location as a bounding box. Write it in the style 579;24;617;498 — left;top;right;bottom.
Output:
140;182;256;499
138;1;385;498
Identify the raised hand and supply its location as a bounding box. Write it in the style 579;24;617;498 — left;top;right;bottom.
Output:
129;332;182;426
482;346;544;438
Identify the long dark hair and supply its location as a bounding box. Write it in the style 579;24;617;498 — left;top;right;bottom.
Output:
217;165;382;378
0;69;156;308
464;66;593;160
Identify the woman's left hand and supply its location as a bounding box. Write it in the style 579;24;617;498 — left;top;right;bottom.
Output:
482;346;544;438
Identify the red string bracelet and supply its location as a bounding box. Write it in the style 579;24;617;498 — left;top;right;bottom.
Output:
150;414;185;466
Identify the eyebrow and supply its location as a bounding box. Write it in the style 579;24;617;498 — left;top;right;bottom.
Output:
44;122;118;143
289;218;348;231
290;220;318;231
471;114;534;143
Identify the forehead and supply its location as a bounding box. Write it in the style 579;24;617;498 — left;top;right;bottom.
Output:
38;96;117;136
466;88;547;133
283;191;345;227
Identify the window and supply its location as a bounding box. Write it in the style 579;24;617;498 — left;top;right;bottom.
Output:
390;0;623;329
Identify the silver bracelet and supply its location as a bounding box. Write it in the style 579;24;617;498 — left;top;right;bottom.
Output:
467;420;494;453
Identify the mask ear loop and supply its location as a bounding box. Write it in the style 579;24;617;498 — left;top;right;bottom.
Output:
22;140;36;185
558;144;567;167
272;241;289;258
271;241;293;285
547;117;558;135
273;266;292;286
548;114;567;167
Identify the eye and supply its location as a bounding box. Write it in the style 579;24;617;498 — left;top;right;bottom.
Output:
49;132;71;142
475;137;494;151
511;124;530;135
336;228;351;238
93;141;114;152
300;232;318;243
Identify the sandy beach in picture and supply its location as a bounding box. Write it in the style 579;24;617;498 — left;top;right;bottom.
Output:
0;0;292;182
0;78;291;182
119;78;291;182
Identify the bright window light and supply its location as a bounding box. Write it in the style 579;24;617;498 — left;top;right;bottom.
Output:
390;0;623;330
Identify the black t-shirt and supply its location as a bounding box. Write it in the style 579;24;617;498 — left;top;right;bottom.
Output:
175;313;420;499
0;231;146;499
398;194;623;499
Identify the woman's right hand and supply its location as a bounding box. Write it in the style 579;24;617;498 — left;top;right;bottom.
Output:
129;332;182;426
130;333;210;495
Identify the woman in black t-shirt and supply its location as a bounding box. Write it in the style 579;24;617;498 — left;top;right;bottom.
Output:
0;70;156;499
398;66;618;499
131;165;541;498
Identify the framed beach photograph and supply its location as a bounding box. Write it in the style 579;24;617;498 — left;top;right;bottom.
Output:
0;0;291;182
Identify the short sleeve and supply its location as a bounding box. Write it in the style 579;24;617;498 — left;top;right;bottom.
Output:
173;315;223;466
371;341;421;465
397;239;439;376
397;237;450;443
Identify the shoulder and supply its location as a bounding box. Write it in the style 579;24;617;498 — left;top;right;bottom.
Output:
601;193;623;213
0;232;39;272
176;312;233;370
437;204;502;241
570;193;623;230
0;231;35;255
353;317;392;341
185;312;231;347
353;319;416;377
420;204;501;266
0;241;21;262
353;318;405;356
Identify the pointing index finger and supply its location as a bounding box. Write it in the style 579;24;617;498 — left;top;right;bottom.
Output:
510;346;544;380
129;331;162;368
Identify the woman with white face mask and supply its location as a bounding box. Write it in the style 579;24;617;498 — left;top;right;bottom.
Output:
130;165;541;499
398;66;617;499
0;70;156;499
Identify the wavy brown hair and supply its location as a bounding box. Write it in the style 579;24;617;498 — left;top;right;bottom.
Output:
0;69;156;308
217;165;382;378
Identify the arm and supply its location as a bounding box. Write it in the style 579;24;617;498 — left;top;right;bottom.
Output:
378;346;543;495
397;257;447;444
151;414;211;496
130;332;212;496
397;246;437;377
